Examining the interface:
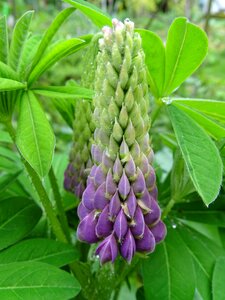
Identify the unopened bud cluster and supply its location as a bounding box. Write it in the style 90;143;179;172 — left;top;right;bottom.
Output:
77;19;166;264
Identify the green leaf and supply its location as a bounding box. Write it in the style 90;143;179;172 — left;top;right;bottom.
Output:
178;226;225;300
0;261;81;300
0;61;20;80
0;171;22;194
163;17;208;96
64;0;112;27
33;85;94;99
0;197;42;250
51;97;74;128
0;16;8;64
9;11;34;72
16;91;55;177
171;98;225;122
28;38;87;85
168;104;223;206
136;29;165;98
30;7;75;72
0;238;79;267
212;257;225;300
0;78;26;91
142;226;195;300
173;102;225;140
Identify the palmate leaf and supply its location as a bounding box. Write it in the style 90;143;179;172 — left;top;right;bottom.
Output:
0;16;8;64
16;91;55;177
28;38;87;86
0;78;26;91
8;11;34;72
33;85;94;99
0;238;79;267
0;196;42;251
64;0;112;27
178;226;225;300
0;61;20;80
30;7;75;72
142;226;195;300
168;104;223;206
0;261;81;300
171;98;225;122
173;102;225;140
136;29;165;98
0;171;22;194
163;17;208;96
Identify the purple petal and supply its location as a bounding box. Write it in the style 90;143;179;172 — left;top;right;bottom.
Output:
130;206;145;238
145;166;156;191
124;188;136;218
77;211;99;243
150;221;167;243
102;151;113;170
139;154;150;175
89;165;98;178
91;144;103;164
120;229;136;263
118;171;130;200
113;156;123;182
114;208;128;242
109;191;121;220
94;165;106;187
95;233;118;264
137;189;152;212
125;156;136;179
119;138;129;161
94;182;109;210
149;186;158;200
64;175;71;191
75;182;85;198
144;200;161;226
82;181;95;210
106;169;117;196
96;205;113;238
77;202;91;220
132;168;145;195
147;148;154;164
136;225;155;253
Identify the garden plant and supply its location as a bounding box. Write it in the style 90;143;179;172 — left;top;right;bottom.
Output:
0;0;225;299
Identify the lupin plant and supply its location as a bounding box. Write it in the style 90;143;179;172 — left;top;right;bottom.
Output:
0;0;225;299
77;19;166;263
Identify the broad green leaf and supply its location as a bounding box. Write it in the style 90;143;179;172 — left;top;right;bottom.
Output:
64;0;112;27
0;171;22;194
0;261;81;300
142;226;195;300
212;257;225;300
0;130;12;142
168;104;223;206
0;197;42;250
28;38;86;85
30;7;75;72
16;91;55;177
172;98;225;122
51;97;74;128
9;11;34;72
0;238;79;267
163;17;208;96
178;226;225;300
0;78;26;91
0;16;8;64
33;85;93;99
136;29;165;98
173;102;225;140
0;61;20;80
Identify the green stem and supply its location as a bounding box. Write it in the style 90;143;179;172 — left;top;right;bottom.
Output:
162;198;175;219
4;120;68;244
151;98;163;125
49;167;71;242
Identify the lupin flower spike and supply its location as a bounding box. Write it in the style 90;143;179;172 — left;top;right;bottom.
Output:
77;19;166;264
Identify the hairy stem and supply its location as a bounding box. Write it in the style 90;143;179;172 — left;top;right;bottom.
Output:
162;198;175;219
49;166;71;242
